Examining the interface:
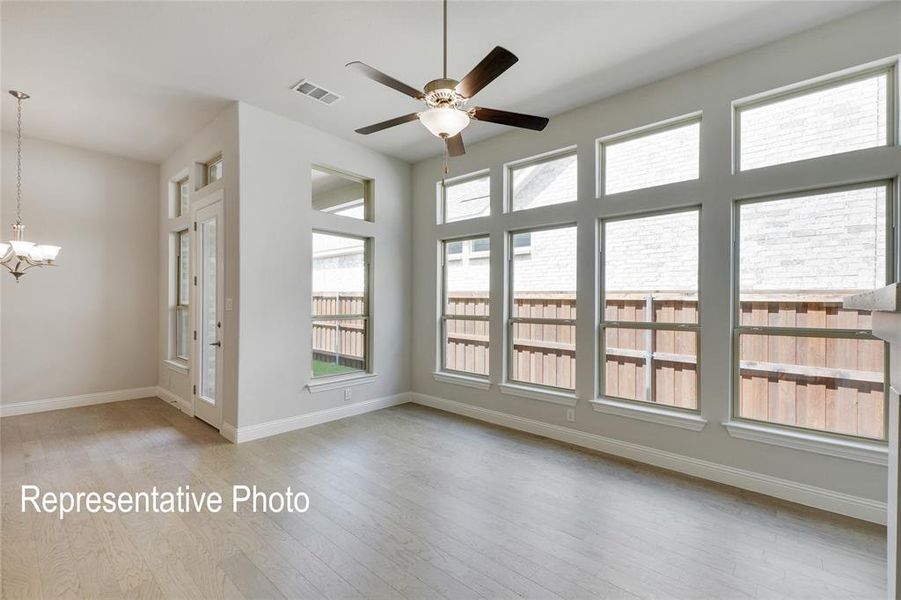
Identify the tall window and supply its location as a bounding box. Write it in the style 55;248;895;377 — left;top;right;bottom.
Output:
175;230;190;362
311;232;369;378
735;183;890;439
441;237;490;376
601;209;700;409
441;171;490;223
736;69;891;171
508;149;577;212
508;225;577;390
601;116;700;195
175;177;189;217
205;155;223;185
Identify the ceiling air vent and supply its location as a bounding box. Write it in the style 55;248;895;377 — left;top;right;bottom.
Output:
292;79;342;105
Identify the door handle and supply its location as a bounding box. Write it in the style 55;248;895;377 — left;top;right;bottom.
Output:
209;341;221;347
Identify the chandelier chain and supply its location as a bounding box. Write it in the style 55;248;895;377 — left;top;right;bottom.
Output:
15;95;22;224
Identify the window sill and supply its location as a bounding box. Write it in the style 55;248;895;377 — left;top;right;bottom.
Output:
499;382;578;407
433;371;491;390
723;420;887;466
590;397;707;431
163;359;189;376
306;372;377;394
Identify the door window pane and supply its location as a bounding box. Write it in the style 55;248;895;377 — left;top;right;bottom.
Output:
199;217;218;399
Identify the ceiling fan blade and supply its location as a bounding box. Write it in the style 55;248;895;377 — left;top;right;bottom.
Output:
445;133;465;157
471;107;549;131
355;113;420;135
346;61;423;99
455;46;518;98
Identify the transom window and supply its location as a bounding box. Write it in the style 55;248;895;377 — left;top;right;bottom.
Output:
736;68;891;171
734;182;891;440
441;171;490;223
508;225;577;391
311;166;371;221
175;177;189;218
601;116;700;195
508;149;577;212
601;209;700;409
205;155;223;185
311;232;370;378
441;236;490;376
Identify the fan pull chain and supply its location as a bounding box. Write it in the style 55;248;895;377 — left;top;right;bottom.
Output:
442;139;449;182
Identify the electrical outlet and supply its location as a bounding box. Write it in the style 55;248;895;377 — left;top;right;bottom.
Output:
344;388;352;401
566;408;575;422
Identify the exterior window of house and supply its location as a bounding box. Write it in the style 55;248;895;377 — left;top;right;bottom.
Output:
602;116;700;195
441;171;490;223
734;182;890;440
509;149;577;212
205;155;223;185
441;236;490;376
175;230;190;362
601;209;700;409
736;69;891;171
176;177;189;217
311;167;371;221
508;225;577;390
311;232;370;378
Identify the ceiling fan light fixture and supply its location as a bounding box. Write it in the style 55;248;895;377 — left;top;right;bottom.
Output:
419;107;470;138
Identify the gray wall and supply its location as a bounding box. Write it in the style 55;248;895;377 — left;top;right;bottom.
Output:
410;3;901;504
237;103;412;427
1;133;158;405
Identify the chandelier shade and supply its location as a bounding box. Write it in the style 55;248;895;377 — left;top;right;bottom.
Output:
1;90;61;282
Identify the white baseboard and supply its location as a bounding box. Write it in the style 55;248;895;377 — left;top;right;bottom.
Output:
0;386;159;417
219;422;238;443
411;392;887;525
155;386;193;417
231;392;412;444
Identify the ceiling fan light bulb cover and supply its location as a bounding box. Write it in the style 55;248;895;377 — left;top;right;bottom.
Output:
419;108;470;138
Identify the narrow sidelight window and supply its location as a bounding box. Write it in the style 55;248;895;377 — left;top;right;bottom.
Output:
175;229;190;361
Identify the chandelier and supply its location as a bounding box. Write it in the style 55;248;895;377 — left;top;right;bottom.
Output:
1;91;60;282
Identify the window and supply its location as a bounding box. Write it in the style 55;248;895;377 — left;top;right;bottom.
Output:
175;177;189;217
602;117;700;195
175;230;190;362
737;69;891;171
601;209;700;409
441;237;490;376
311;232;369;378
735;183;890;440
311;166;371;221
508;225;577;390
509;150;577;211
441;171;490;223
205;155;223;185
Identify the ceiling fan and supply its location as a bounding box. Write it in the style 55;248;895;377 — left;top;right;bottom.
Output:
346;0;549;159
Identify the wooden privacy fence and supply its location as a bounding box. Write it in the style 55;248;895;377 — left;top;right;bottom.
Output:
312;293;366;368
444;292;885;439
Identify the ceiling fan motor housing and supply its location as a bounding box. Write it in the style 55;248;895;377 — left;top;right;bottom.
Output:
424;78;466;109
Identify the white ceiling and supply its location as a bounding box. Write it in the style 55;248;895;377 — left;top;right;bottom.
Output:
0;1;883;164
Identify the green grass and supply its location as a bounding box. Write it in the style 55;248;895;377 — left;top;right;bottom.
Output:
312;359;360;378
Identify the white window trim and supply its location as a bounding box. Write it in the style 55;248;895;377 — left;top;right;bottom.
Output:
723;420;887;466
499;382;578;407
433;371;491;390
597;111;702;197
505;146;578;213
163;359;189;376
732;58;897;173
591;397;707;432
306;372;378;393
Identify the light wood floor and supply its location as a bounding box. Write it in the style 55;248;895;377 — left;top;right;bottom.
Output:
1;398;887;599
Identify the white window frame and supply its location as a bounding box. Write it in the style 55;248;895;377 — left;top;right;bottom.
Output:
437;169;491;224
439;235;491;379
597;112;702;197
505;146;578;213
205;154;223;186
733;61;896;173
598;206;702;413
505;223;578;394
173;228;190;365
310;231;372;380
312;164;374;222
731;180;895;442
175;176;190;218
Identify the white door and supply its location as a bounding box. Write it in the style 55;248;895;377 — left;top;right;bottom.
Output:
193;200;224;428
